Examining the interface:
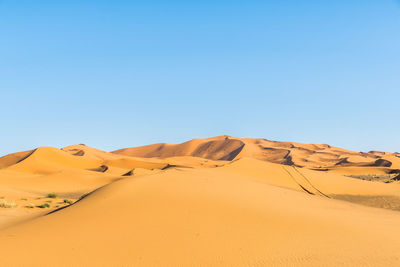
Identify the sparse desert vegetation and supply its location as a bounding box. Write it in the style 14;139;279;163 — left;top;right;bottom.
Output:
63;199;73;204
36;203;50;209
345;174;397;182
46;192;57;198
0;199;16;208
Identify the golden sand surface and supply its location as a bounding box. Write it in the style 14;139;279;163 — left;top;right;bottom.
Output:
1;136;400;266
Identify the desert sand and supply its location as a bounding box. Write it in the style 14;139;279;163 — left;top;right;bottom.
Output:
1;136;400;266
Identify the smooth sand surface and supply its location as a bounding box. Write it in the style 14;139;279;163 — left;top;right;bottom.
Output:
1;136;400;266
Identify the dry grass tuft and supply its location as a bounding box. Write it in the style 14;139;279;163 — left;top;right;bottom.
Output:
0;199;17;208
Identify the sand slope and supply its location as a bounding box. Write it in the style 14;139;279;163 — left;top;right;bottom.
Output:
0;149;34;169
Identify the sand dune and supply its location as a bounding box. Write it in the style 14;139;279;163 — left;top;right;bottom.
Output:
0;149;35;169
1;161;400;266
113;136;245;161
1;136;400;266
113;136;400;173
62;144;121;161
6;147;101;174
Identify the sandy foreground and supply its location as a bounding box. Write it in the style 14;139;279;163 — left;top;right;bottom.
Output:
1;136;400;266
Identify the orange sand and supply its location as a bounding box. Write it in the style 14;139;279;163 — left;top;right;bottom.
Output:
1;136;400;266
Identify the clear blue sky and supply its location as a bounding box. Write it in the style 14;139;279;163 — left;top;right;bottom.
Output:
1;0;400;156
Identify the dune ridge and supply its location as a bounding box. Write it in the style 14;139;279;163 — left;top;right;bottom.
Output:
113;135;400;172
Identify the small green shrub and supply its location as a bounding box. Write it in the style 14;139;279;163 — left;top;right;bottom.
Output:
46;193;57;198
63;199;73;204
36;203;50;208
25;204;35;209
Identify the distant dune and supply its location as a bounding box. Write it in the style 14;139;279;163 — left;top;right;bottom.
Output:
113;135;400;171
1;136;400;266
113;136;245;161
